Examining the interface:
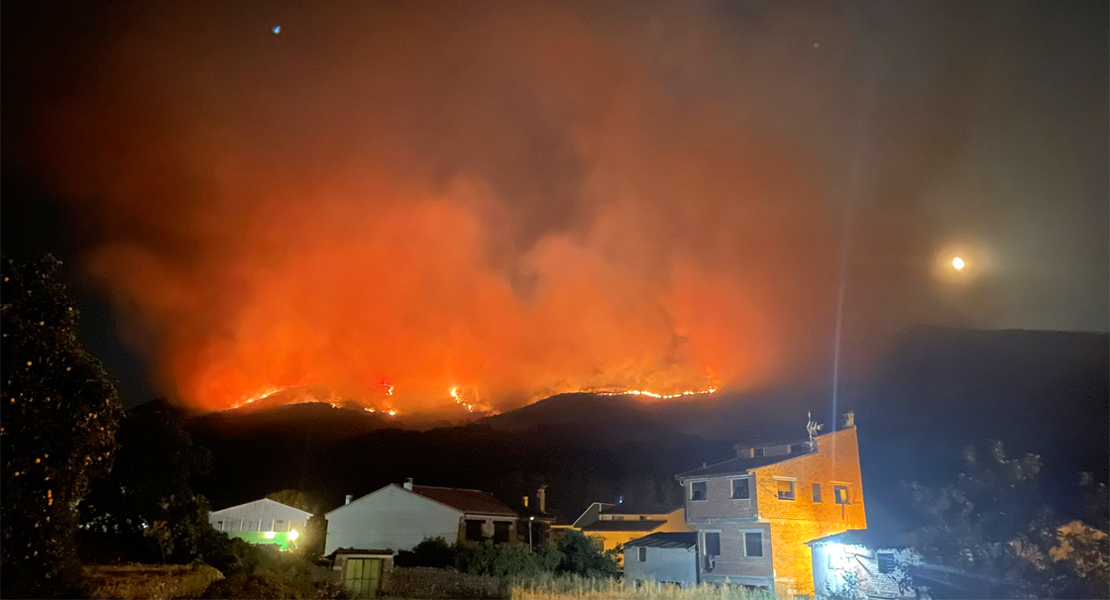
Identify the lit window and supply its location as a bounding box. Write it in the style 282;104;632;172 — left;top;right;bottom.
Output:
732;478;750;500
744;532;763;557
877;552;896;574
704;532;721;556
812;483;822;503
638;547;648;562
834;485;850;505
776;479;796;501
690;481;707;501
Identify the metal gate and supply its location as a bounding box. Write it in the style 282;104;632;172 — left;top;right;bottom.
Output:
343;557;383;598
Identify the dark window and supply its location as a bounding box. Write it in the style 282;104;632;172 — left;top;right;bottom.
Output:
744;532;763;557
464;519;485;540
639;515;648;520
877;552;897;574
812;483;822;503
776;480;796;501
216;521;223;531
493;521;511;543
704;532;721;556
732;478;750;499
753;447;765;457
638;546;648;562
834;485;850;505
691;481;707;501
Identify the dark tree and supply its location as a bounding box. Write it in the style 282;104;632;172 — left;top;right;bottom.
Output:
904;440;1109;599
80;400;224;564
1;256;123;597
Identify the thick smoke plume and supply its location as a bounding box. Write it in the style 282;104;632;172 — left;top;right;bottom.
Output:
16;1;1103;413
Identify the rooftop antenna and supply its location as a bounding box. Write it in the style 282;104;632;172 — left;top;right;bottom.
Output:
807;411;823;446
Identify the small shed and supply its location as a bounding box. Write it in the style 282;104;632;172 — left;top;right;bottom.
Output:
808;530;919;600
331;549;394;599
623;532;699;588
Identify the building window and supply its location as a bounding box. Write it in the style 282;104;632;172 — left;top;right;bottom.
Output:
776;479;796;501
704;532;721;556
690;480;708;501
834;485;850;505
812;483;822;503
612;515;624;520
638;547;648;562
639;515;648;520
731;477;751;499
216;520;224;531
753;447;765;457
744;531;763;557
274;520;287;532
877;552;897;574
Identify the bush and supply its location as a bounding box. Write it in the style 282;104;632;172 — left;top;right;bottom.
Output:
555;531;620;578
396;537;457;569
455;540;562;578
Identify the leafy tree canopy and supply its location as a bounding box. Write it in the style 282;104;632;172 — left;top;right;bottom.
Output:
1;255;123;597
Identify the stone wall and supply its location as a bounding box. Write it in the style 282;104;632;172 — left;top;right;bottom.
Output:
382;566;507;599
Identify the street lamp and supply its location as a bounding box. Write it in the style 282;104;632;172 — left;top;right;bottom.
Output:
529;515;534;551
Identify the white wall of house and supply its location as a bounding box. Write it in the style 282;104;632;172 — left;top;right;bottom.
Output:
811;542;917;600
623;546;698;588
325;485;463;555
209;499;312;533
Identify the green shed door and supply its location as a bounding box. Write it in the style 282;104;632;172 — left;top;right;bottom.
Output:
344;558;383;598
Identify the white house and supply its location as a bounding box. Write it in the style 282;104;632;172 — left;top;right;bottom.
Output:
324;480;521;556
623;532;699;588
808;531;920;600
209;498;313;552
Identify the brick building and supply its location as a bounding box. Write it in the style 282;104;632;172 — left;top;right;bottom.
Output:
675;418;866;598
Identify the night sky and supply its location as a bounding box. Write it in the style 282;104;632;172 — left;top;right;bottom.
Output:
3;0;1107;411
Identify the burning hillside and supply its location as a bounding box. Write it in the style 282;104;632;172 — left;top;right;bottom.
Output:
18;1;988;415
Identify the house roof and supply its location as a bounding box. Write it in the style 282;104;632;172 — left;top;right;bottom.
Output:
600;504;680;516
807;529;906;549
675;450;814;479
623;532;698;549
409;485;519;517
210;498;313;519
579;520;666;532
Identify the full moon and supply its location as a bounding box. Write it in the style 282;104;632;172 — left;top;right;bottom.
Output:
951;256;966;271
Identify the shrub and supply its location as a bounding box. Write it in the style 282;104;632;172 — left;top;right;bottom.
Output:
555;531;620;578
396;537;457;569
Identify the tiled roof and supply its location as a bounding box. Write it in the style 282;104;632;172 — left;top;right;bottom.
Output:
675;449;813;479
409;485;519;517
579;520;666;532
623;532;698;549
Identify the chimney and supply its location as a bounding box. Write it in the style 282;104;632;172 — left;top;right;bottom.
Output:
537;485;547;514
404;478;414;490
345;494;353;505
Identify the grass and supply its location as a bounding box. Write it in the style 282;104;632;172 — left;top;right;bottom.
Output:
84;563;224;600
510;574;775;600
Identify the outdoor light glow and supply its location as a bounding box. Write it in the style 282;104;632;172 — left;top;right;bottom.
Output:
263;531;276;539
951;256;965;271
288;529;300;540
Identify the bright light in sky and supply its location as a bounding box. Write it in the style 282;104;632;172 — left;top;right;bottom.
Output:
952;256;966;271
272;25;281;35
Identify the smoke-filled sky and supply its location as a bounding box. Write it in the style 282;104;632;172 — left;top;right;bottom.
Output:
3;0;1107;413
